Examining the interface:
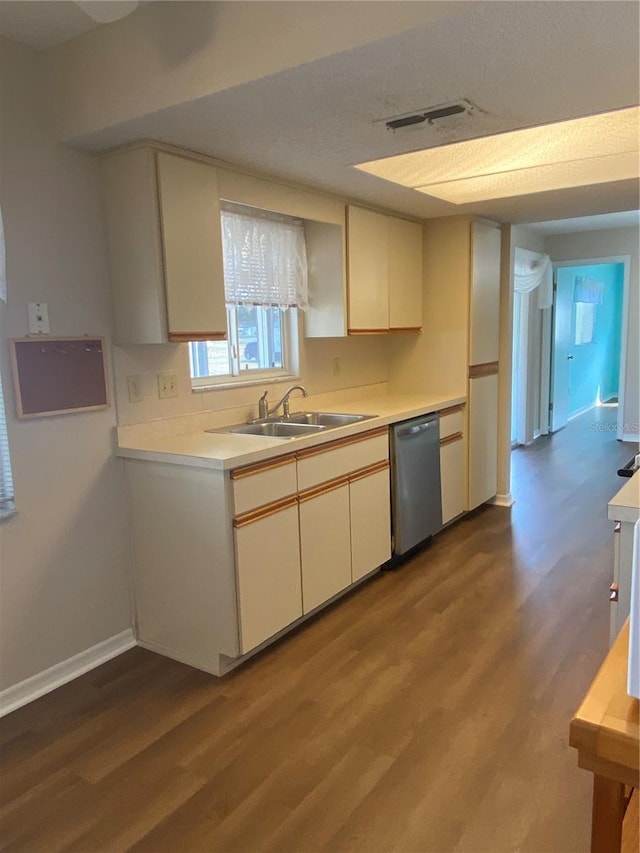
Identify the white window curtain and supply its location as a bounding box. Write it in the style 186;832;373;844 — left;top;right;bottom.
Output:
513;247;553;308
221;208;308;310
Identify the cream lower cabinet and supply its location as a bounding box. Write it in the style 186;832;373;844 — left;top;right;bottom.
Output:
440;436;466;525
299;480;352;613
468;373;499;510
438;404;466;525
350;463;392;582
234;498;303;654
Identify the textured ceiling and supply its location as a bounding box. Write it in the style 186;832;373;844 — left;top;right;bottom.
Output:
3;1;640;225
0;1;99;48
67;1;640;223
525;210;640;236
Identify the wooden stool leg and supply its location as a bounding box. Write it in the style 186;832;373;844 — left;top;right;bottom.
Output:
591;775;626;853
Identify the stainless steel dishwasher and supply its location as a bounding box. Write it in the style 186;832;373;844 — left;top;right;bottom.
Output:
390;413;443;556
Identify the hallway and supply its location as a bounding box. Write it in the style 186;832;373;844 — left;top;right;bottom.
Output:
0;410;635;853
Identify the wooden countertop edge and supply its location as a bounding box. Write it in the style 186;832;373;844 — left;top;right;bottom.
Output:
570;622;639;779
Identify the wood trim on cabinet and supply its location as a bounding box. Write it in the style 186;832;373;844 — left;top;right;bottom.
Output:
389;326;422;333
233;495;298;528
296;426;388;460
440;431;464;448
231;454;297;480
469;362;499;379
297;475;350;504
168;332;227;343
438;404;465;418
348;459;390;483
347;329;389;335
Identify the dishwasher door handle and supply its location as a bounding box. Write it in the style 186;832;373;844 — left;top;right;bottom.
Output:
397;422;432;437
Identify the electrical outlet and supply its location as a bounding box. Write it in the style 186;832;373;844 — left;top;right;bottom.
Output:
127;375;144;403
332;356;341;377
157;372;178;399
28;302;49;335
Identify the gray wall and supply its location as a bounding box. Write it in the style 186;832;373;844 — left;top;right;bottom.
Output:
0;39;131;691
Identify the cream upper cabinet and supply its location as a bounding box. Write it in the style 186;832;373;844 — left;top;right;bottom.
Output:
469;220;502;365
346;206;423;335
347;205;390;333
101;146;226;344
388;217;423;331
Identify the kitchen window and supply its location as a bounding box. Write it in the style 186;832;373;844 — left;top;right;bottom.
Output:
190;204;306;388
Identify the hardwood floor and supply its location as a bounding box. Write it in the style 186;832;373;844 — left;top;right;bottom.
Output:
1;407;636;853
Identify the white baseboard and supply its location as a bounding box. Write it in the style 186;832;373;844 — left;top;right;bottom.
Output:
491;493;515;508
621;432;639;442
0;628;136;718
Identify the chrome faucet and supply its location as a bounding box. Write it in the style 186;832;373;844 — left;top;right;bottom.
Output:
261;384;308;419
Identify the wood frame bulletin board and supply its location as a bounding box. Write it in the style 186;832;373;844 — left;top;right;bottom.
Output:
10;337;110;420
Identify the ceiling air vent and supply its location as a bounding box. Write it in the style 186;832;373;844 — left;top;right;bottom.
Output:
383;99;477;132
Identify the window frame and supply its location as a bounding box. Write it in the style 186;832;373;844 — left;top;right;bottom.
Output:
190;306;299;390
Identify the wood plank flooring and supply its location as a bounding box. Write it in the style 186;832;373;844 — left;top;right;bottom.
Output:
1;407;636;852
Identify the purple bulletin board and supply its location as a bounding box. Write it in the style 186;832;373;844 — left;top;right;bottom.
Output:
10;337;109;419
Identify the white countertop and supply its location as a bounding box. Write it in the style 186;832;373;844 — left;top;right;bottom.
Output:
608;470;640;524
116;393;466;471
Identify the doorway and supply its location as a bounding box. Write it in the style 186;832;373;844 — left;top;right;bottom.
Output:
550;260;626;435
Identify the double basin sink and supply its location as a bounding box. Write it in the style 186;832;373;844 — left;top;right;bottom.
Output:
209;411;376;440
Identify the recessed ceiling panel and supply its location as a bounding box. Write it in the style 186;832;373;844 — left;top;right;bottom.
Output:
356;107;640;202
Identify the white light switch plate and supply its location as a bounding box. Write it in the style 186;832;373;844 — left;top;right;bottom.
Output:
28;302;49;334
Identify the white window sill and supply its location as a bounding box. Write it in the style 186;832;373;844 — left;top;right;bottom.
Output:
192;373;300;393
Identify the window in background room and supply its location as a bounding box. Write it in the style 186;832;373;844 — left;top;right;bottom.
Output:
0;371;15;518
575;301;596;346
0;205;15;518
190;204;307;387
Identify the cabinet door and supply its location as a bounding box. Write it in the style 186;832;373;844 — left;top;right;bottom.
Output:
299;482;352;613
347;206;389;333
156;152;227;342
388;217;423;331
440;435;465;524
468;373;498;510
469;221;501;365
235;501;302;653
350;466;391;582
101;148;168;344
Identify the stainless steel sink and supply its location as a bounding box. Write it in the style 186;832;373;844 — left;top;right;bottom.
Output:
209;411;377;440
214;422;326;438
286;411;376;427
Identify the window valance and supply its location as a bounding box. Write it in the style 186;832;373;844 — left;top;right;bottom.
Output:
514;247;553;308
221;208;308;310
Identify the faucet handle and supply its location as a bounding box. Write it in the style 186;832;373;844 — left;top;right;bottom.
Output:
258;390;269;419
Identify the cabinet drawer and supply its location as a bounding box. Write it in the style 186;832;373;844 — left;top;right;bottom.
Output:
297;429;389;491
439;406;464;439
231;455;297;515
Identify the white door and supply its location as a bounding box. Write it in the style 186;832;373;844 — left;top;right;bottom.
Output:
550;271;574;432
